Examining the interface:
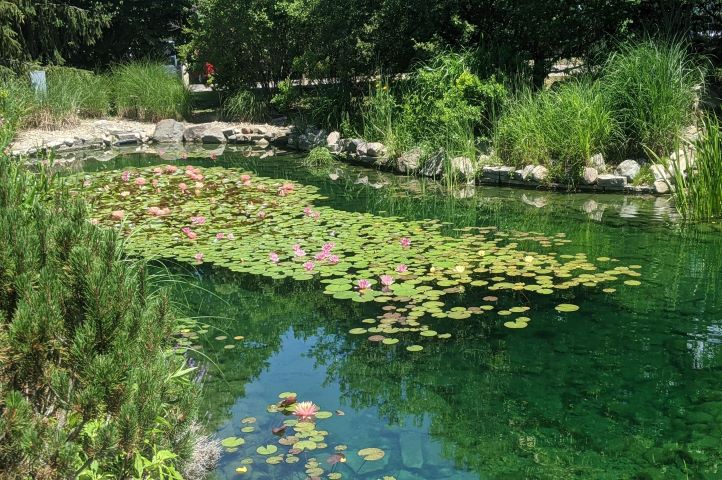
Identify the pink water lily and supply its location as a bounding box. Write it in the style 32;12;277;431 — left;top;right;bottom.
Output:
179;182;188;193
293;401;319;421
111;210;125;220
322;242;335;253
310;211;320;221
148;206;170;216
380;275;394;287
135;177;146;186
315;251;328;261
257;211;266;219
396;264;408;273
269;252;280;263
153;167;163;174
151;179;159;187
328;254;339;264
399;237;411;248
216;232;226;240
303;261;315;271
294;248;306;257
181;227;197;240
121;171;131;182
194;252;204;263
304;207;312;216
227;233;236;240
164;165;178;173
191;216;206;225
357;279;371;290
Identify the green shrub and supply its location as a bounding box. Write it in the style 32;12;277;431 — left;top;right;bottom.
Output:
662;114;722;220
494;80;616;182
602;40;703;157
0;76;35;145
222;89;268;121
302;146;335;167
0;161;199;478
112;62;191;122
270;78;299;113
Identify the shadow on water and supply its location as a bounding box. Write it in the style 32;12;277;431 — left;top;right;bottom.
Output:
68;148;722;479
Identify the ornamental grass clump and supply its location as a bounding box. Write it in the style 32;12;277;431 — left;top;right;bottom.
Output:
602;40;704;157
222;89;268;122
0;160;200;478
112;62;191;122
494;80;616;183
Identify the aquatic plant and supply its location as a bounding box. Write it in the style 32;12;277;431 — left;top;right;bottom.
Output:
69;164;642;348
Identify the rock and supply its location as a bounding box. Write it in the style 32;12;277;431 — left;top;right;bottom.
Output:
589;153;606;171
111;133;139;146
399;431;424;469
650;163;671;181
183;124;212;143
654;179;670;194
582;167;598;185
255;138;269;147
366;142;386;157
46;139;65;149
498;166;515;180
481;166;501;183
222;128;236;138
200;126;227;144
419;150;445;177
356;141;369;157
597;174;627;190
63;138;74;146
395;148;421;174
326;131;341;148
531;165;549;182
449;156;475;180
615;159;641;181
345;138;364;154
520;165;536;180
152;119;184;143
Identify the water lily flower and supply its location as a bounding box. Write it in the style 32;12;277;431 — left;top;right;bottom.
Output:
380;275;394;287
257;211;266;219
151;179;159;187
304;207;312;216
322;242;335;252
216;232;226;240
399;237;411;248
164;165;178;173
292;401;319;421
194;252;204;263
357;279;371;290
191;216;206;225
396;264;408;273
294;248;306;257
153;167;163;174
269;252;280;263
135;177;146;186
303;261;315;271
181;227;197;240
227;233;235;240
311;211;320;221
121;171;131;182
314;251;328;261
179;182;188;193
328;254;339;264
148;206;170;216
120;191;130;197
111;210;125;220
210;153;217;160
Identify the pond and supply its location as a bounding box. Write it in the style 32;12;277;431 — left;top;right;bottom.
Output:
69;148;722;479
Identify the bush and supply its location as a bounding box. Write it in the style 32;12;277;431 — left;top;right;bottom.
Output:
112;62;191;122
0;161;199;478
602;40;704;156
0;76;35;145
26;67;111;128
222;89;268;121
302;146;335;167
494;80;616;182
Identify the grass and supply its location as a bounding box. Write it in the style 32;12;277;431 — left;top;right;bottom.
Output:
302;146;335;167
112;62;192;122
662;114;722;220
494;80;616;183
602;40;704;157
221;89;268;122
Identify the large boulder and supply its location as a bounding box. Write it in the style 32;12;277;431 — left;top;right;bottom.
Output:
326;131;341;148
366;142;386;157
654;179;670;194
582;167;599;185
589;153;606;171
449;156;476;180
615;159;641;181
531;165;549;182
200;126;227;144
419;150;445;177
152;119;184;143
597;174;627;190
395;148;421;174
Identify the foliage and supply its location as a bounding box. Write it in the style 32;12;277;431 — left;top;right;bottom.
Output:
0;75;34;145
663;114;722;220
0;160;199;478
222;89;268;122
111;62;191;122
602;40;704;157
302;146;335;167
0;0;109;70
494;80;617;182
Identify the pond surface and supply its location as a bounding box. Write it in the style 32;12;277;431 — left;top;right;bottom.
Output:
74;149;722;480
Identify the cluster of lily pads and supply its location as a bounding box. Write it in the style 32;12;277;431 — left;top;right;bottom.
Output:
69;164;642;347
219;392;393;479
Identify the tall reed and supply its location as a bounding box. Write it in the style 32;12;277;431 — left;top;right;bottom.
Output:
112;62;192;122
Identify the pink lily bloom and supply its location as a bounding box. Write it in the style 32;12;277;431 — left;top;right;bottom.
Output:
181;227;197;240
293;401;319;422
190;216;206;225
121;171;131;182
135;177;146;186
396;264;408;273
269;252;280;263
216;232;226;240
303;261;315;271
357;279;371;290
380;275;394;287
164;165;178;173
194;252;204;263
399;237;411;248
327;254;339;264
179;182;188;193
111;210;125;220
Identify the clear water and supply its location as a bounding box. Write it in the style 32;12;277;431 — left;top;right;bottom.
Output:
78;148;722;479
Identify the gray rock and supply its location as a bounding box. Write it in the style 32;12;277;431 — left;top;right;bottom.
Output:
326;131;341;148
520;164;536;180
399;431;424;469
615;159;641;181
366;142;386;157
356;141;369;156
654;179;670;194
153;119;184;143
200;126;227;144
481;166;502;183
111;133;139;146
395;148;421;174
46;140;65;149
597;174;627;190
650;163;671;181
222;128;236;138
498;166;515;180
419;150;445;177
255;138;269;147
449;156;476;179
531;165;549;182
345;138;364;154
589;153;606;170
183;124;212;143
63;138;75;146
582;167;598;185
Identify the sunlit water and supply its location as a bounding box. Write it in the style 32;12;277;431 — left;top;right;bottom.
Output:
73;147;722;479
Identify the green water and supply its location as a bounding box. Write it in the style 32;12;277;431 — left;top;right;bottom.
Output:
78;149;722;479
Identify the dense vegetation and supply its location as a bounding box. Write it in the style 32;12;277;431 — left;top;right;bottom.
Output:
0;135;202;478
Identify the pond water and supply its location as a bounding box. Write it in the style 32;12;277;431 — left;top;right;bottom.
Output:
73;148;722;480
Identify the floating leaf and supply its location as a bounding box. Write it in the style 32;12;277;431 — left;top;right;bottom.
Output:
406;345;423;352
221;437;245;448
358;447;385;461
256;444;278;455
555;303;579;313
